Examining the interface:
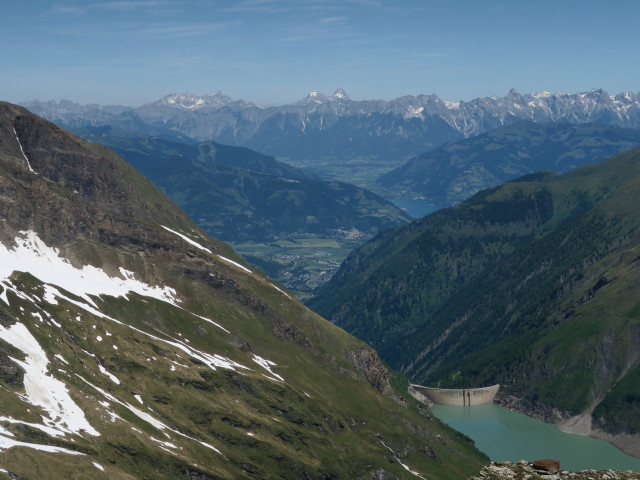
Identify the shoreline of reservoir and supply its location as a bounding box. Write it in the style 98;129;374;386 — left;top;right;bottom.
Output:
431;403;640;472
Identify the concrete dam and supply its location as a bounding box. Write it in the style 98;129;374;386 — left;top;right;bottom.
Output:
409;384;499;406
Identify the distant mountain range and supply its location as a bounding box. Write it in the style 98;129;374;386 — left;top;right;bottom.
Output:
23;88;640;170
309;146;640;456
377;122;640;205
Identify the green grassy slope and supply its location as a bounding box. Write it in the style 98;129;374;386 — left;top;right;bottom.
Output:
311;147;640;437
0;101;486;479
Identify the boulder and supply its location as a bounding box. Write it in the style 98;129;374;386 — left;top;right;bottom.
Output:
532;459;561;473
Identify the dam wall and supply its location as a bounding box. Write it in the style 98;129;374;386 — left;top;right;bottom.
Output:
410;384;499;406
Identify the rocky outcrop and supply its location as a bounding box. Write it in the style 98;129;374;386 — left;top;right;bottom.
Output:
345;347;393;396
470;461;640;479
495;393;571;425
532;460;560;473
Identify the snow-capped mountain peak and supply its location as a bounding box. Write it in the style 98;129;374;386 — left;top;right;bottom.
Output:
301;89;329;104
331;88;350;101
151;91;235;110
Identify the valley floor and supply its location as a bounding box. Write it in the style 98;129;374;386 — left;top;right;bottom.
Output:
229;231;370;299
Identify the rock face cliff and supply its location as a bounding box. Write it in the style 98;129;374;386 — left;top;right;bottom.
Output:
0;101;486;479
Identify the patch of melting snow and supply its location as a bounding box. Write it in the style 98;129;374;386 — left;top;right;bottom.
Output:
380;440;427;479
2;231;232;341
0;433;84;455
92;462;105;471
0;286;8;305
37;287;244;373
134;394;144;404
161;225;212;253
78;376;170;434
151;436;179;449
0;416;64;438
97;401;122;423
270;284;290;298
216;255;252;274
0;231;178;307
54;354;69;365
13;126;37;174
78;376;222;454
98;365;120;385
0;279;34;305
191;313;229;333
170;359;189;369
252;354;284;382
81;347;96;358
0;322;100;437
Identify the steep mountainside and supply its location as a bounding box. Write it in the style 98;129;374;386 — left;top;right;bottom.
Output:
23;89;640;170
0;101;485;479
378;122;640;205
79;129;409;242
309;148;640;456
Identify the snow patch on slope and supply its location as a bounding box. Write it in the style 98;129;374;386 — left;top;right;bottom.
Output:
0;230;178;307
0;322;99;437
79;376;222;454
0;433;84;455
270;284;290;298
98;364;120;385
161;225;212;253
252;354;284;382
217;255;252;273
13;126;37;174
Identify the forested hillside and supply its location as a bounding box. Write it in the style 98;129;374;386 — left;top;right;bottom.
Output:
310;147;640;453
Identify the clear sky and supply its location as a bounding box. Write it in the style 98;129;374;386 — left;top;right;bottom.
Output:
2;0;639;106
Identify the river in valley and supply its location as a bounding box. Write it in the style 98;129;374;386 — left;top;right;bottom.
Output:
431;404;640;472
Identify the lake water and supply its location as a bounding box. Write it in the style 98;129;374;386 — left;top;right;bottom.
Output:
390;199;443;219
431;404;640;472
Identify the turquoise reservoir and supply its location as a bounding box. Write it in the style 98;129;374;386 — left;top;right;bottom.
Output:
431;404;640;472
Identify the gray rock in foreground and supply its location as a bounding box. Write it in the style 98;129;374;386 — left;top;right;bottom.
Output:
470;461;640;479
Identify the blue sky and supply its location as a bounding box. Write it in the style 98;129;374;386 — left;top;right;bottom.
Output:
2;0;640;106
